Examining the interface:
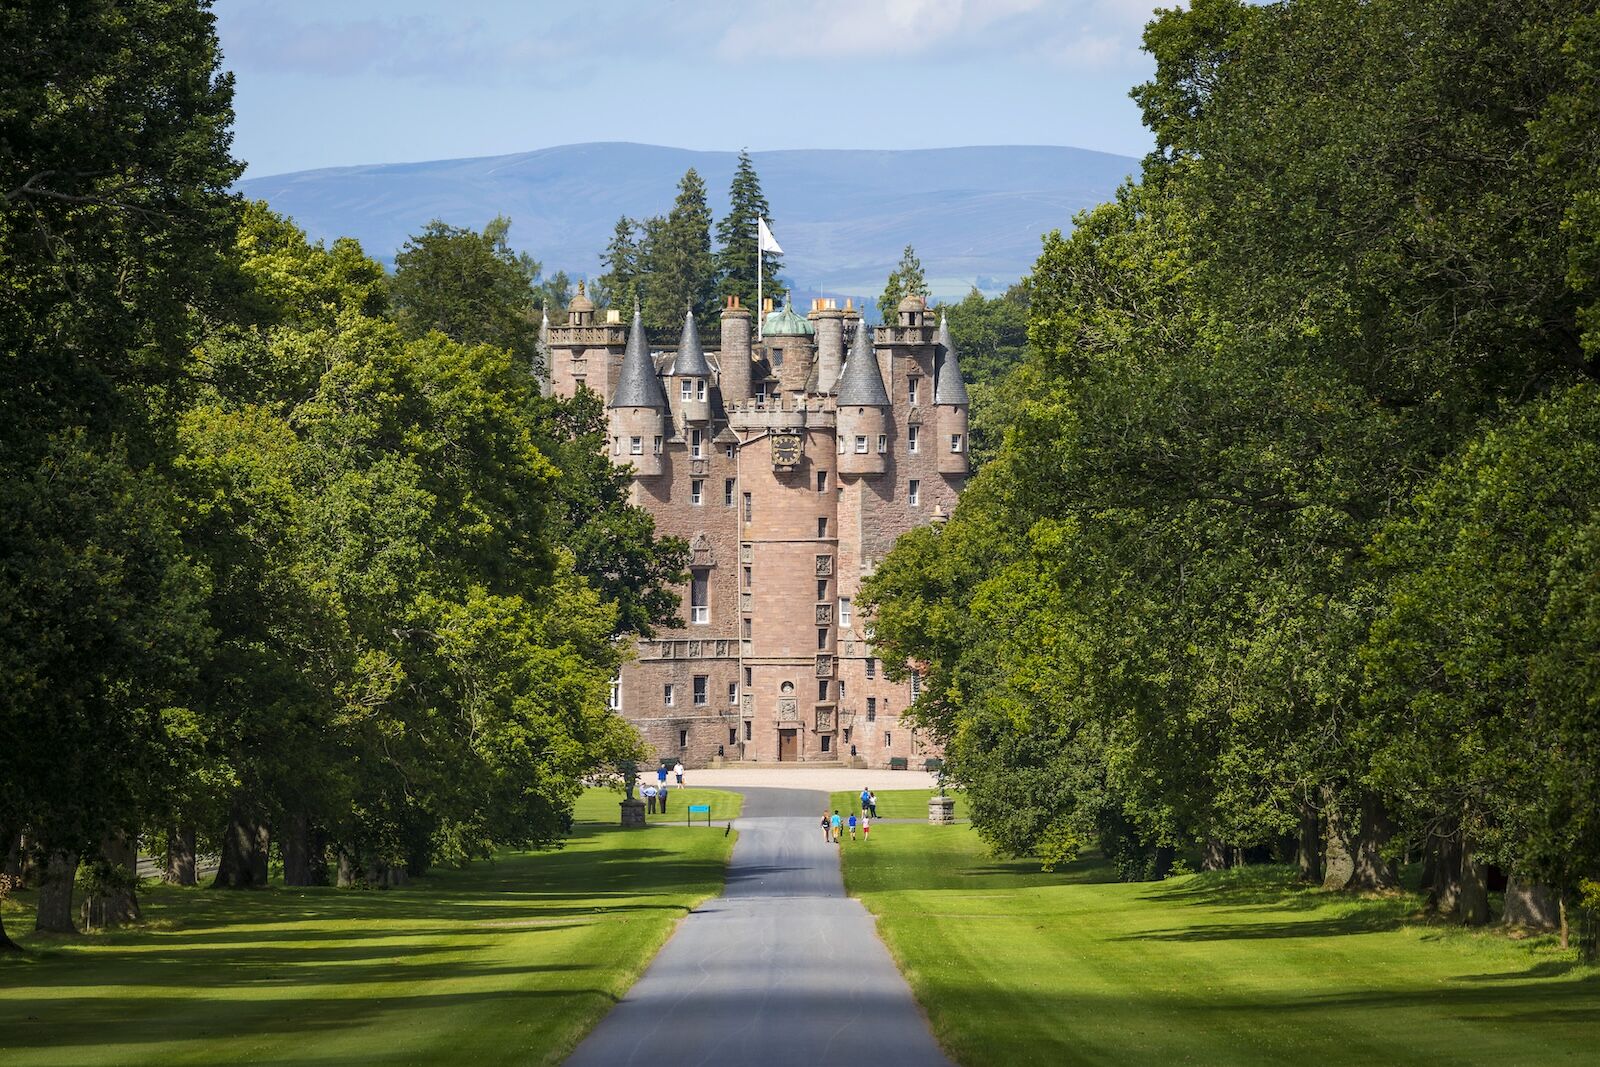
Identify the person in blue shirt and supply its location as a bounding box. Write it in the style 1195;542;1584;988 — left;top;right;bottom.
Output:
830;810;843;843
848;811;858;840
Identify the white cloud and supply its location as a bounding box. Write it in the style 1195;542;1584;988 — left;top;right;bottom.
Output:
717;0;1048;60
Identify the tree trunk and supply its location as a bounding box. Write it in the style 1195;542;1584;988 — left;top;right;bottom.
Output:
34;849;78;934
82;832;142;930
336;847;359;888
1152;844;1176;880
1559;895;1569;951
213;800;267;889
2;831;21;881
1348;794;1399;891
1502;876;1559;930
164;826;196;886
281;813;312;886
1459;838;1490;926
1296;803;1323;884
1201;838;1229;872
1321;794;1355;890
0;906;18;952
1426;825;1462;916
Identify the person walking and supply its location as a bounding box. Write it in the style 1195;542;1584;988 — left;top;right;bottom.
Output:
848;811;858;841
674;761;685;786
644;782;658;814
867;790;879;818
860;786;871;814
830;810;843;844
821;810;833;843
658;780;670;814
862;813;871;841
656;763;669;789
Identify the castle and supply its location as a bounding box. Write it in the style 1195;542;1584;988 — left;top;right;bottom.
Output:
546;286;967;768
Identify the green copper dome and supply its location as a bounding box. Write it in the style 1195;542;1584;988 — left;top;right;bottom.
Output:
762;299;814;337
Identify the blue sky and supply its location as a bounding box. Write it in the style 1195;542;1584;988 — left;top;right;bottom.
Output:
217;0;1167;177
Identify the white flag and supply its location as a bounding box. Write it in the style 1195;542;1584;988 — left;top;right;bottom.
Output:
757;217;783;255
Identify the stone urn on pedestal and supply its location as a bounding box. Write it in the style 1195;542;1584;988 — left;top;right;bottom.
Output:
928;768;955;824
618;761;646;828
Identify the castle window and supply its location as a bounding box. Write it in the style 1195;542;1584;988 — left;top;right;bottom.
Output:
654;435;663;454
877;434;888;454
730;727;738;745
817;517;828;538
818;579;828;600
867;658;877;679
744;666;753;687
817;471;828;492
909;479;921;506
743;566;752;589
679;729;688;748
664;684;675;706
693;675;708;706
909;377;920;405
743;720;752;741
821;735;832;753
819;679;829;701
908;425;920;453
839;598;852;626
884;731;892;748
729;682;738;705
691;479;704;505
697;379;707;401
854;435;868;454
742;617;752;639
609;677;622;711
743;492;753;521
725;478;735;506
837;436;847;454
681;380;692;400
691;429;703;458
726;443;736;459
867;697;877;721
690;572;709;624
912;672;923;699
818;628;828;650
630;437;643;455
951;433;964;453
839;680;847;701
612;436;621;456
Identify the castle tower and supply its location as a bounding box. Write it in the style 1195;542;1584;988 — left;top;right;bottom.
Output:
672;308;713;425
934;314;970;476
547;282;627;398
608;303;669;478
763;297;816;398
835;319;891;477
811;300;845;394
718;296;753;403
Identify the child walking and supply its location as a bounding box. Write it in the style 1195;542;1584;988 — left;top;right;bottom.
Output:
848;811;858;840
821;809;833;843
862;813;870;841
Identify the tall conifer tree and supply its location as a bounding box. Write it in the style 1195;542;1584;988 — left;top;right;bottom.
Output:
878;244;929;324
641;169;715;336
715;150;785;311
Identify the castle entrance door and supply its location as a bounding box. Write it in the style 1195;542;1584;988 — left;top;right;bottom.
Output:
778;728;798;762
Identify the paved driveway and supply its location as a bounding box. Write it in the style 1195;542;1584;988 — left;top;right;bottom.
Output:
564;786;952;1067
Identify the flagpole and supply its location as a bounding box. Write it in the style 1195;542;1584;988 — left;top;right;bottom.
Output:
756;219;763;342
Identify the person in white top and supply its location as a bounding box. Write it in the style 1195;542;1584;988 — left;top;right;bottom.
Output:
673;761;685;785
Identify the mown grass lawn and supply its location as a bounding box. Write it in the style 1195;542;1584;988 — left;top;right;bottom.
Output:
0;822;734;1066
843;823;1599;1066
829;788;963;819
573;786;742;824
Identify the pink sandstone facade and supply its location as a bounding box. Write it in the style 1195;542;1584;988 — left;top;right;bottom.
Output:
547;286;967;769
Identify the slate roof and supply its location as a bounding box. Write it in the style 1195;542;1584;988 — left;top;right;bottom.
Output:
609;304;670;410
671;309;713;377
933;314;970;405
834;318;890;406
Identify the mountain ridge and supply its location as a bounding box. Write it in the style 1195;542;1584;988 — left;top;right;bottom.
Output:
240;141;1139;301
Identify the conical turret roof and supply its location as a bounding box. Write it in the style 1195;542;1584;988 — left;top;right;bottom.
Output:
934;314;969;405
609;303;669;410
672;308;712;377
835;321;890;406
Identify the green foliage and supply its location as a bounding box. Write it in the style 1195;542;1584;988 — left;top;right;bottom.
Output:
863;0;1600;913
714;150;785;310
877;245;929;324
640;169;716;337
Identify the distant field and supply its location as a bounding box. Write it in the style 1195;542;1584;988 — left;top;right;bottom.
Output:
573;786;742;824
0;824;734;1066
829;789;962;820
841;823;1599;1066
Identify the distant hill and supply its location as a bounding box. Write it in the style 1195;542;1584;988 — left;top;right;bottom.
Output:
239;142;1138;303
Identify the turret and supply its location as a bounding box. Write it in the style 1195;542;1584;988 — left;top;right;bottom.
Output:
672;308;712;424
568;282;596;326
835;317;891;477
812;300;845;394
718;295;753;403
763;297;815;398
608;302;669;477
934;314;970;475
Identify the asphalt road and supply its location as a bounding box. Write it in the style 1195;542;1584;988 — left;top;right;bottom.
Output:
564;786;953;1067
